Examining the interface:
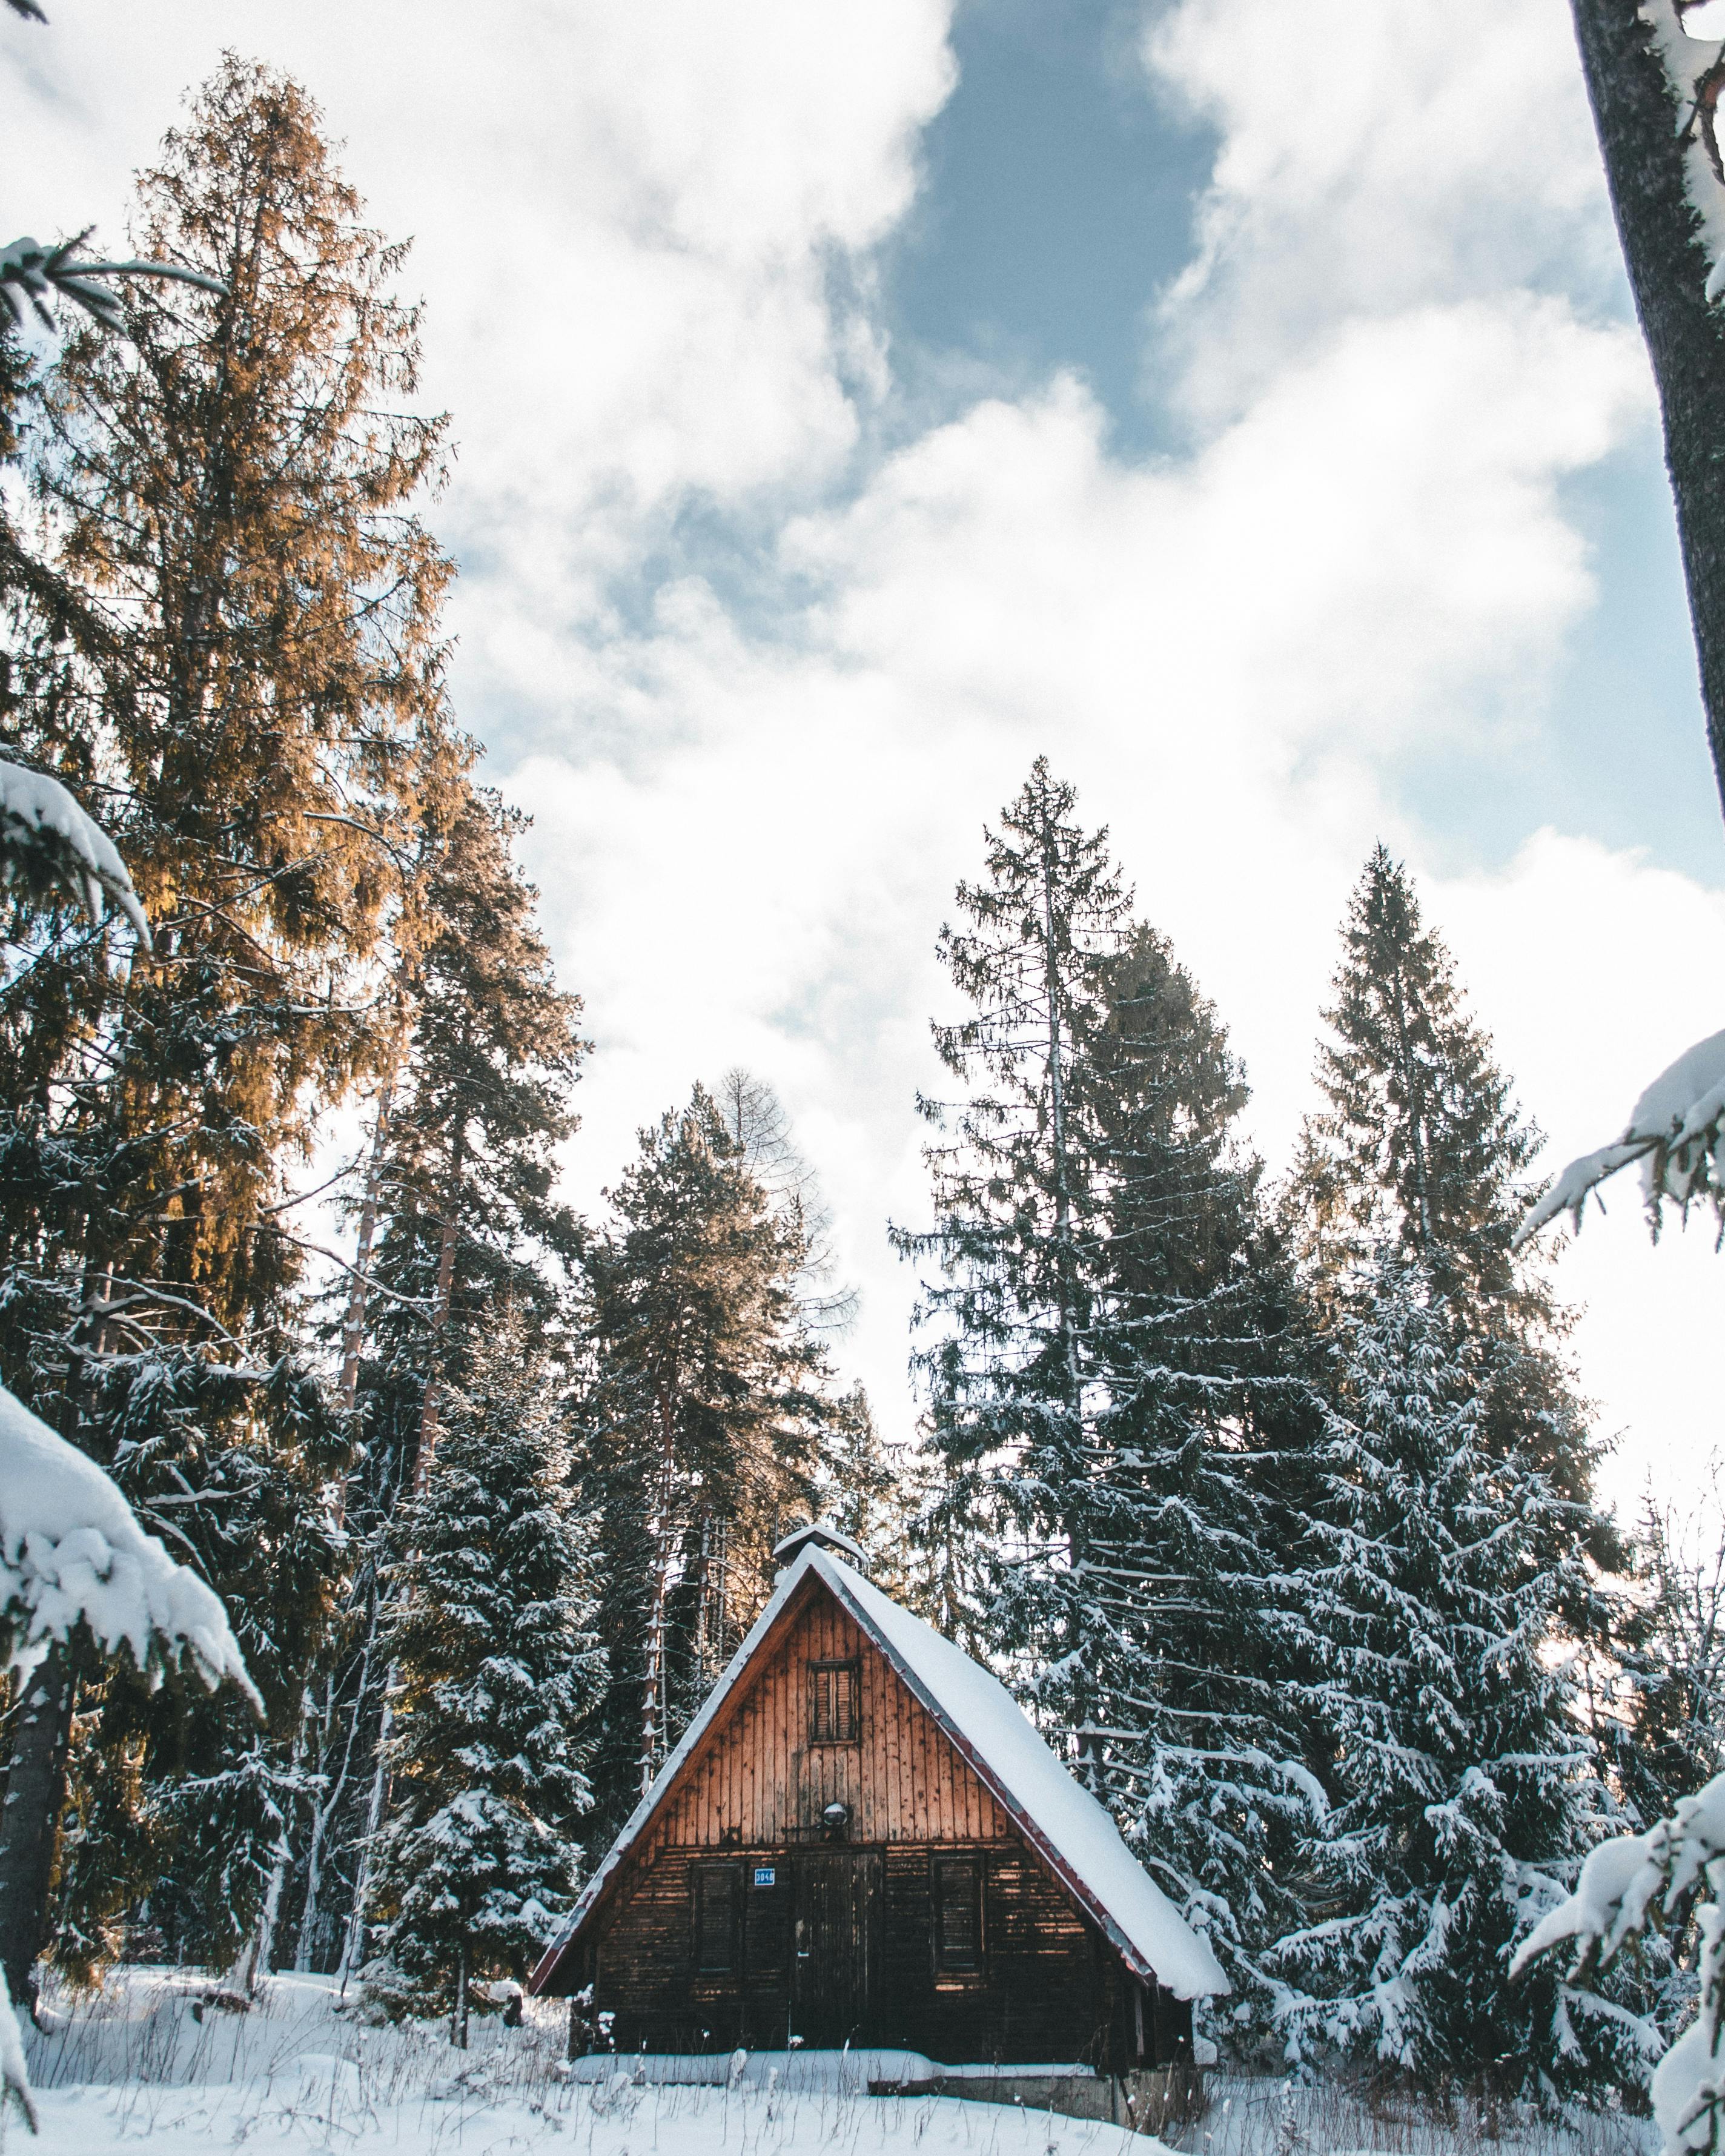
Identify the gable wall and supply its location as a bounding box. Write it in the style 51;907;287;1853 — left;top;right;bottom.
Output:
654;1587;1014;1849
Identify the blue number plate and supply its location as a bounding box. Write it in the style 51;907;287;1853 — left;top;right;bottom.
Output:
753;1867;776;1887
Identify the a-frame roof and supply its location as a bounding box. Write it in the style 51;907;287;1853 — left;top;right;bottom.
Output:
529;1545;1228;2001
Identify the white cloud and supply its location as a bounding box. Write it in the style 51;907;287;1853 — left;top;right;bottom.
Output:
1145;0;1623;415
2;0;955;637
7;0;1721;1512
511;308;1679;1471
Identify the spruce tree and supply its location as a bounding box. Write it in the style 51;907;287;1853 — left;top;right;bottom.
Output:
1290;845;1535;1316
298;779;585;1976
894;758;1129;1622
580;1085;840;1833
1056;923;1323;2014
1287;846;1609;1518
0;58;455;1991
1271;1258;1634;2101
363;1311;603;2040
899;764;1320;2019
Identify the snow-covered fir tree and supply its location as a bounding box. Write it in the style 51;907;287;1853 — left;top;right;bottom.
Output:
899;761;1322;2022
1271;1258;1632;2101
299;778;586;1977
893;758;1130;1647
362;1312;603;2042
1064;921;1325;2020
578;1085;850;1836
1286;845;1612;1527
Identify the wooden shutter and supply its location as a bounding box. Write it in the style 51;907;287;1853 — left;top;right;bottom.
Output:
810;1659;859;1743
933;1856;983;1973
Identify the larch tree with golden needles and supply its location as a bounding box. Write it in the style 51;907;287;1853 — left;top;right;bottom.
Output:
0;56;457;1998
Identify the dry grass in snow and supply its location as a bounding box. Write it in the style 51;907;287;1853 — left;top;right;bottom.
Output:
10;1969;1664;2156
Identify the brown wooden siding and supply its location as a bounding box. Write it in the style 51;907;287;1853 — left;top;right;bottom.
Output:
652;1593;1013;1850
563;1579;1194;2070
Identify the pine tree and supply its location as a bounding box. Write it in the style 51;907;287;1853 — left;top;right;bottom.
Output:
899;764;1321;2019
1290;845;1535;1315
0;58;455;1992
362;1311;603;2040
1050;923;1323;2015
1288;846;1614;1523
296;779;586;1977
580;1085;840;1833
1271;1258;1635;2101
893;758;1130;1626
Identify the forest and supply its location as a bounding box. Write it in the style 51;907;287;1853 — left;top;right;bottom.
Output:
3;30;1725;2156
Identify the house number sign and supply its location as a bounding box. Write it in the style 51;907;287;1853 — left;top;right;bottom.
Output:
753;1867;776;1887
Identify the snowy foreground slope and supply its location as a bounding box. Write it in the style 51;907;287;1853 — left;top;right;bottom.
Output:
17;1971;1658;2156
21;1970;1148;2155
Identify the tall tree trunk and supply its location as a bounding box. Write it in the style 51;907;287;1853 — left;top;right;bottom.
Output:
1038;826;1082;1409
1037;813;1099;1785
451;1936;469;2049
226;1708;310;1999
638;1399;678;1799
0;1644;76;2019
293;1678;337;1974
336;1682;392;1996
295;1588;383;1973
415;1208;459;1493
1569;0;1725;816
338;1069;397;1420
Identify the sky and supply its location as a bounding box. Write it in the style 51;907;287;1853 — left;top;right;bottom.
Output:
5;0;1723;1521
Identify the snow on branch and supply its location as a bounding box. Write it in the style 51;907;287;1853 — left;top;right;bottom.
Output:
1512;1771;1725;2152
1515;1027;1725;1245
0;1383;258;1707
1652;0;1725;303
1;233;223;339
0;759;149;946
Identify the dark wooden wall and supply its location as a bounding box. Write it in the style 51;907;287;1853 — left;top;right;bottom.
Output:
561;1581;1195;2071
582;1834;1170;2063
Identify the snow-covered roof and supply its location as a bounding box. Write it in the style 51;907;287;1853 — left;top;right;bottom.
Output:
532;1545;1228;2002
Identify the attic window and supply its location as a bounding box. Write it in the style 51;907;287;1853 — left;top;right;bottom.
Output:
809;1659;859;1744
933;1855;983;1974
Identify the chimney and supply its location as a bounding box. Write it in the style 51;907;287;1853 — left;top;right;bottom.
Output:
770;1518;870;1576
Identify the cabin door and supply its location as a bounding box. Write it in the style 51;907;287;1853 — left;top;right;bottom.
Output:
792;1852;880;2046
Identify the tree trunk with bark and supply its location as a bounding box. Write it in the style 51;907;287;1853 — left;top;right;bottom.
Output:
415;1209;459;1492
0;1644;76;2018
1570;0;1725;816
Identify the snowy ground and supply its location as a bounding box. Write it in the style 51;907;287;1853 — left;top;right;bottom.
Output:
14;1970;1660;2156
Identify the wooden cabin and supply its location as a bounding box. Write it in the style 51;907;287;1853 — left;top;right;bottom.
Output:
529;1524;1227;2074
